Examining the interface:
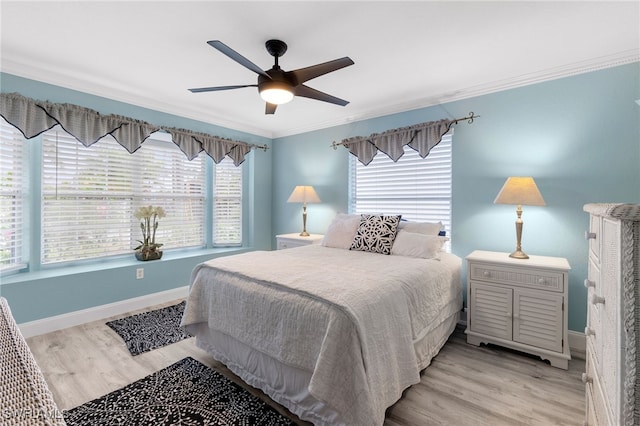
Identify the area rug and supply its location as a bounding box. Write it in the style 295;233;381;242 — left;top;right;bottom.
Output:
105;301;192;356
64;357;297;426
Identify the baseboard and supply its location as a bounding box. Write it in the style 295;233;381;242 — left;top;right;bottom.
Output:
568;330;586;360
18;286;189;338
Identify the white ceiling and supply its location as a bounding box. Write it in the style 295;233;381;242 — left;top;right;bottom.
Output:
1;1;638;139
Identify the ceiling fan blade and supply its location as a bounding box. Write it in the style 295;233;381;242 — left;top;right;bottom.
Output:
294;85;349;106
265;102;277;115
207;40;271;79
189;84;257;93
288;57;354;85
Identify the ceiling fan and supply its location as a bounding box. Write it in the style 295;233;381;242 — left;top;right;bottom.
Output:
189;39;354;114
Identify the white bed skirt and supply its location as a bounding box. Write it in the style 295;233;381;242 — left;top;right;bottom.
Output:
191;311;459;425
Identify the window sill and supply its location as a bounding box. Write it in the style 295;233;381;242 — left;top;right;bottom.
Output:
0;246;251;285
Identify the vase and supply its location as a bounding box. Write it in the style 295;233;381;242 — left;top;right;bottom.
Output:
135;248;163;261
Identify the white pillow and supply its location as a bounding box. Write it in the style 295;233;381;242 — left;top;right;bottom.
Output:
398;220;443;236
391;230;447;259
322;213;362;249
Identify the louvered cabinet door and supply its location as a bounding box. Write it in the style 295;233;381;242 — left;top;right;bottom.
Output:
469;282;513;340
512;288;563;353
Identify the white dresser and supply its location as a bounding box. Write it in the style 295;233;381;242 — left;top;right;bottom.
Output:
276;233;324;250
465;250;571;369
582;203;640;426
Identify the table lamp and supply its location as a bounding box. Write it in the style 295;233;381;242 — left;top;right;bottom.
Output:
494;176;545;259
287;185;321;236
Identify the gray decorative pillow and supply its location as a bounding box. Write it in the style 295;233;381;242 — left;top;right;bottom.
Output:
349;214;402;255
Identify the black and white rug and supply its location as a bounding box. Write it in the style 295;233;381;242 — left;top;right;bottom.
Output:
106;301;193;356
64;357;297;426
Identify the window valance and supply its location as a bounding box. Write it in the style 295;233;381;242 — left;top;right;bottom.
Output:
331;112;478;166
0;92;266;166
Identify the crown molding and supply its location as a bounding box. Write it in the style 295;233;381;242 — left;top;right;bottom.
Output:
3;50;638;140
0;58;275;139
270;49;640;138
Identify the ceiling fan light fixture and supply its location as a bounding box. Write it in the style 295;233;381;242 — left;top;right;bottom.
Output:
259;81;294;105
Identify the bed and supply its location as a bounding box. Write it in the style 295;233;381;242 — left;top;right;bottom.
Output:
181;214;462;425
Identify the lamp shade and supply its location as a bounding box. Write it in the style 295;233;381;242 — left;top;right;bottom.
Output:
287;186;321;204
494;177;546;206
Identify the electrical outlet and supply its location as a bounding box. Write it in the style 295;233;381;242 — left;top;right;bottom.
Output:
136;268;144;279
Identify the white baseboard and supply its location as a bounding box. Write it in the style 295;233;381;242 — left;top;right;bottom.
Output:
19;286;189;338
568;330;586;360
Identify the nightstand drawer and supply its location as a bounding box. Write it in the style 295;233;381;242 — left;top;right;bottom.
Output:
277;239;308;250
276;233;324;250
469;262;564;292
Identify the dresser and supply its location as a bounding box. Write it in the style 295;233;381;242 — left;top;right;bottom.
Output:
276;233;324;250
465;250;571;369
582;203;640;426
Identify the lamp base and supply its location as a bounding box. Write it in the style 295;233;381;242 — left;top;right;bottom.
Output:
299;231;310;237
509;249;529;259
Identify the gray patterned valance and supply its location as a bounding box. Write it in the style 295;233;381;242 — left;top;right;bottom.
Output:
332;112;480;166
0;92;266;166
338;119;453;166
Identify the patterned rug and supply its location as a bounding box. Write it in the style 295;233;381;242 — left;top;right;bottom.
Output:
106;301;192;356
64;357;297;426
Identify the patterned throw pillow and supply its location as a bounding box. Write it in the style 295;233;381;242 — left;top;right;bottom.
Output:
349;214;402;255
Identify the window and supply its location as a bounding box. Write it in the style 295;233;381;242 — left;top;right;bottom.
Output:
213;157;242;246
349;133;452;243
38;127;242;265
0;119;28;271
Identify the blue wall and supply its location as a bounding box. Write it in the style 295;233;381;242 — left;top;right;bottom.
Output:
272;63;640;332
0;73;273;323
2;63;639;332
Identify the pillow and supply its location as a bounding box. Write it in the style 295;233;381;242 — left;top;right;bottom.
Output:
397;220;443;236
391;230;447;259
322;213;362;249
349;214;402;255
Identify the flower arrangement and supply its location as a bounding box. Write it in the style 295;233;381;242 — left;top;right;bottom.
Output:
133;205;166;261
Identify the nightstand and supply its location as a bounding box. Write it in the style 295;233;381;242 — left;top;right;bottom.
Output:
276;233;324;250
465;250;571;369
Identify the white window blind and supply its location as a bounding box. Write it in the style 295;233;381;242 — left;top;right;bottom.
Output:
41;128;206;264
349;133;453;241
0;119;28;271
213;157;242;246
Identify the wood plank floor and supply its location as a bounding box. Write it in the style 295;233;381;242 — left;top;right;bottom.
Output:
26;299;586;425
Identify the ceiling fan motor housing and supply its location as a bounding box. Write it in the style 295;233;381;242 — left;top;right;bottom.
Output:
265;39;288;58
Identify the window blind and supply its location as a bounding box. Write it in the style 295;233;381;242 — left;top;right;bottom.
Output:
349;133;453;242
213;157;242;246
0;119;28;271
41;128;206;264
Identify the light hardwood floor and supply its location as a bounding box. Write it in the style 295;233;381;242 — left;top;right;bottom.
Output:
27;299;586;425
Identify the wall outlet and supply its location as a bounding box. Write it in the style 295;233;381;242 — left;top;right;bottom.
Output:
136;268;144;279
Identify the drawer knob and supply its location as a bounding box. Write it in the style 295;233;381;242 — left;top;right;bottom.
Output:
581;373;593;384
537;278;545;284
482;271;490;277
584;279;596;289
585;327;595;337
584;231;597;240
590;294;605;305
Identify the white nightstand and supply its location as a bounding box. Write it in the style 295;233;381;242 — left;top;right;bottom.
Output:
465;250;571;369
276;233;324;250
